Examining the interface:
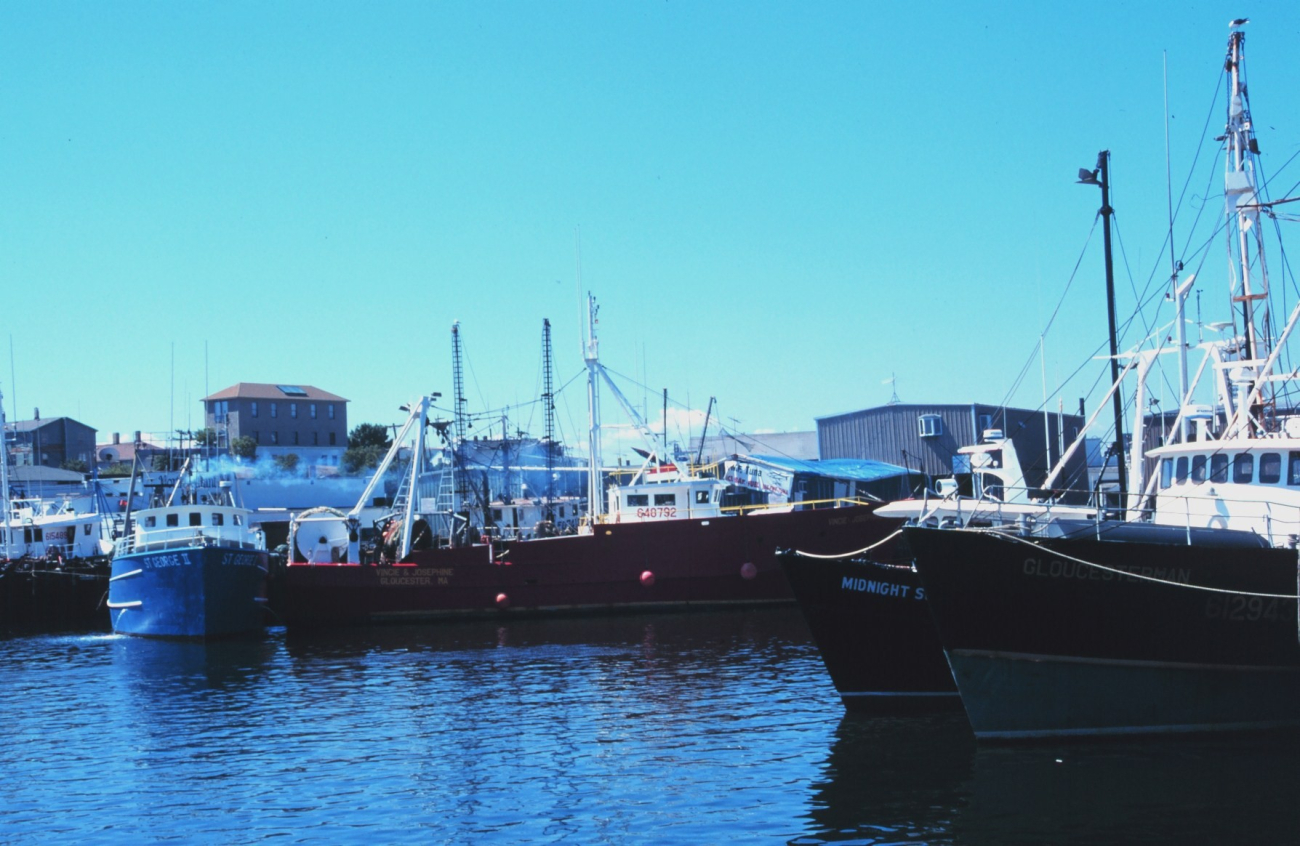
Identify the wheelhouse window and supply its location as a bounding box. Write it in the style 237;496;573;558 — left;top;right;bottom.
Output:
1233;454;1254;484
1210;454;1229;483
695;490;711;504
1175;456;1189;484
189;513;202;527
166;514;179;527
212;513;224;526
1289;452;1300;486
1190;455;1208;484
918;414;943;438
145;516;156;528
654;493;676;506
1260;452;1282;484
626;494;649;507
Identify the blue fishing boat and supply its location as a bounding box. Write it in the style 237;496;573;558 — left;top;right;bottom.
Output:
107;467;269;638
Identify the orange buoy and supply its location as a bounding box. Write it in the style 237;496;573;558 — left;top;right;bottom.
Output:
740;562;758;580
495;592;510;608
640;570;655;587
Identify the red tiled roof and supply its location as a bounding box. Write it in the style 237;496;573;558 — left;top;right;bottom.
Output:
203;383;348;402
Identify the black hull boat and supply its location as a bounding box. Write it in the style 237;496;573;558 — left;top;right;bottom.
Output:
905;524;1300;739
779;547;959;712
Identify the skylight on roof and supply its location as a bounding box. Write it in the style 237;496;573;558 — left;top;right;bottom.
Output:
277;385;308;397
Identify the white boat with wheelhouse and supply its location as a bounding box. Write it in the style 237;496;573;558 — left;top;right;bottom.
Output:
108;473;269;639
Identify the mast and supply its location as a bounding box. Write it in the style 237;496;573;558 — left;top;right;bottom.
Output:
1079;150;1128;511
1216;23;1268;436
583;294;603;517
542;318;556;518
0;389;10;560
451;321;470;540
1223;22;1272;429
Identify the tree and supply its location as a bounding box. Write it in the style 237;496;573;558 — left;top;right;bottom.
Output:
60;459;88;473
100;463;133;478
342;444;385;475
231;436;258;461
193;428;218;447
348;423;392;450
273;453;300;474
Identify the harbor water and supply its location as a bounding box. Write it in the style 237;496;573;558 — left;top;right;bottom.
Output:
3;607;1299;844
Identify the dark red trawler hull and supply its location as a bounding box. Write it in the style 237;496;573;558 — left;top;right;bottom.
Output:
278;504;893;627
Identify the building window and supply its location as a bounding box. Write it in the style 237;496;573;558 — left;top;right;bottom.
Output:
328;405;335;420
310;404;317;419
313;432;319;445
212;400;228;423
918;414;943;438
271;432;279;445
251;402;259;418
293;432;299;445
329;432;336;445
291;403;298;419
271;403;278;418
977;413;993;436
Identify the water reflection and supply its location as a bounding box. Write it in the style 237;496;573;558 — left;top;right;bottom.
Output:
800;712;1300;845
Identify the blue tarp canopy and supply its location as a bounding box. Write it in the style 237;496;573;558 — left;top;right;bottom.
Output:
742;454;914;482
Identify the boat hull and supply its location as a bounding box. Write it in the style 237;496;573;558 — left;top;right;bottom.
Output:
108;546;270;638
0;559;110;632
278;505;894;628
779;550;959;712
905;525;1300;739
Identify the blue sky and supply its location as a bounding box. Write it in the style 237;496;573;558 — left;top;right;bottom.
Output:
4;2;1299;457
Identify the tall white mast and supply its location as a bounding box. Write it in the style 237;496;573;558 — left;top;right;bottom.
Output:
584;293;603;517
1224;23;1270;365
0;388;10;560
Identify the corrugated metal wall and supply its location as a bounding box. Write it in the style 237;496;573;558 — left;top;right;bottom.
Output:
817;404;1087;492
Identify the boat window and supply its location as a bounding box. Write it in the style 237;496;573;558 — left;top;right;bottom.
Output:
1233;454;1254;484
559;507;566;518
234;515;243;526
1210;454;1229;483
145;516;156;528
491;508;503;521
695;490;710;504
654;493;676;506
1175;457;1189;484
189;513;202;527
212;513;224;526
32;528;42;542
1290;453;1300;486
1260;453;1282;484
626;494;649;507
1191;455;1207;484
166;514;179;527
84;523;91;535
